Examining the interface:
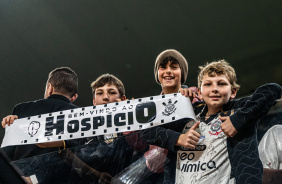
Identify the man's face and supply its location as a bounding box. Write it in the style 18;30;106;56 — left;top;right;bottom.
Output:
158;61;181;89
93;84;122;105
198;74;237;113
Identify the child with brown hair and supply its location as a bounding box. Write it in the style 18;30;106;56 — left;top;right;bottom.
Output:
141;49;199;184
175;60;281;184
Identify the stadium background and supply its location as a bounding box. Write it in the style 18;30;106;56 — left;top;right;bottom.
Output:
0;1;281;141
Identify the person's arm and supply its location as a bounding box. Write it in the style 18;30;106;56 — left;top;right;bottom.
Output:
36;141;64;148
140;87;200;151
175;121;200;148
123;131;147;151
140;120;200;151
140;124;183;151
36;139;85;149
229;83;282;132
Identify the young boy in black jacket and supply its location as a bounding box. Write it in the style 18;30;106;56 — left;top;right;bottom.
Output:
140;49;198;184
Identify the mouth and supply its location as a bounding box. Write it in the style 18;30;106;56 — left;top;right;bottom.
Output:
163;76;174;81
209;96;221;100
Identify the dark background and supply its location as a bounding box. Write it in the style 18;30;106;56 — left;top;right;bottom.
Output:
0;1;281;141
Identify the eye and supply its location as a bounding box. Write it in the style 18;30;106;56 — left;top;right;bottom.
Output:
108;91;118;95
170;65;179;69
203;83;211;86
218;82;227;86
96;92;102;95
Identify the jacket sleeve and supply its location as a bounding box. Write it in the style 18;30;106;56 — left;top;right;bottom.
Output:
140;118;188;152
230;83;282;131
2;105;21;160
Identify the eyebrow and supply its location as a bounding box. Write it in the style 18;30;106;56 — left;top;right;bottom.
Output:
203;79;229;83
202;80;211;83
108;88;118;91
96;88;118;92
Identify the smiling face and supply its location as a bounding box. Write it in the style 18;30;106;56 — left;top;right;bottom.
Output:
198;74;237;114
93;84;125;105
158;61;182;94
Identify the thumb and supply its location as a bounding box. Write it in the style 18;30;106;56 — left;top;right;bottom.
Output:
218;116;228;121
191;121;200;130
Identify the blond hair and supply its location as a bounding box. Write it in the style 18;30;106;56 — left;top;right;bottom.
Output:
197;60;240;91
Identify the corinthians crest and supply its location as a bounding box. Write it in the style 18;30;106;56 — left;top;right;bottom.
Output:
28;121;41;137
162;99;178;116
208;118;223;136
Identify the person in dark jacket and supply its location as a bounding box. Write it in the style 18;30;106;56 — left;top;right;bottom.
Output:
2;66;80;160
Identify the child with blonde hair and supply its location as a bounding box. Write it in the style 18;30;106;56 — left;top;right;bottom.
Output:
176;60;281;184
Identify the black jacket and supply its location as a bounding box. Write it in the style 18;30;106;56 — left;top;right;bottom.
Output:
3;94;79;161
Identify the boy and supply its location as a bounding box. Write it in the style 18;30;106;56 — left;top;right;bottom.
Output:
90;73;126;143
176;60;281;183
78;73;135;182
141;49;199;184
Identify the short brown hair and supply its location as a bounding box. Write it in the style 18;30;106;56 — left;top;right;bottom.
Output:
47;67;78;98
197;60;240;91
91;74;125;98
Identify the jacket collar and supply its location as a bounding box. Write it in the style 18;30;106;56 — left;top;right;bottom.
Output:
47;94;71;103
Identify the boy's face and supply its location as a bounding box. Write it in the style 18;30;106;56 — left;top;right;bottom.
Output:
158;61;181;89
198;74;237;112
93;84;125;105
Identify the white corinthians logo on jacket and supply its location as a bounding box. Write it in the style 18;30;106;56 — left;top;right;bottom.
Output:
162;99;177;116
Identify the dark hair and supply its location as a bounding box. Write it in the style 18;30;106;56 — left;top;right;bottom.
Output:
91;74;125;98
47;67;78;98
159;56;179;68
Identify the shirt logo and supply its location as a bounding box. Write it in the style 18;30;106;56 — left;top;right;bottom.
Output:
208;118;222;136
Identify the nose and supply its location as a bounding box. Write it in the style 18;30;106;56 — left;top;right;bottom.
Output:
212;85;218;92
165;66;171;73
103;93;109;101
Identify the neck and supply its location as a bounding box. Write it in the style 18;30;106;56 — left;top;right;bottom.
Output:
207;106;222;116
49;92;71;101
162;85;181;94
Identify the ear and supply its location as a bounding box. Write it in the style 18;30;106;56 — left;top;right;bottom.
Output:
48;83;54;96
120;95;126;101
93;98;96;106
70;94;78;102
230;89;237;100
197;88;203;100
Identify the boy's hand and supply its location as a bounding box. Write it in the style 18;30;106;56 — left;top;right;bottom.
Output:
179;88;196;102
116;98;122;102
2;115;18;128
219;116;238;137
116;97;134;102
176;121;201;149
